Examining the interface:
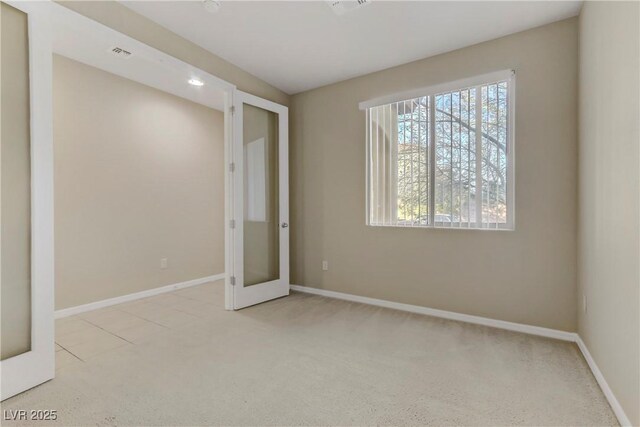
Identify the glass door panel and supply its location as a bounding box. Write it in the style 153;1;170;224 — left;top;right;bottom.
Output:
232;90;289;309
243;104;280;287
1;1;32;362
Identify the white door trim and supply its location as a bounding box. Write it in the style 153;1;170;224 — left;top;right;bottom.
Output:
232;91;289;309
1;0;55;400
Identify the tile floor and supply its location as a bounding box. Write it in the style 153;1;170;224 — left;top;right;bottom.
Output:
54;280;224;371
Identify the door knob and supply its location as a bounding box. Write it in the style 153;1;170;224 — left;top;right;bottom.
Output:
281;222;289;228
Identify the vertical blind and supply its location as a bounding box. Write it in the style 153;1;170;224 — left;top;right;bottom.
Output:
366;75;513;229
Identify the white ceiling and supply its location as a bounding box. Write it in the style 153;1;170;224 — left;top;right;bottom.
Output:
121;1;582;94
52;2;226;111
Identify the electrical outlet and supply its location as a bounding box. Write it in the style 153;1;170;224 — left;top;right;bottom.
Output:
322;260;329;271
583;295;587;313
160;258;168;269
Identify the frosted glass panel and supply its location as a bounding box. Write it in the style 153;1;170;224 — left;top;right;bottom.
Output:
243;104;279;287
1;2;32;360
246;137;267;222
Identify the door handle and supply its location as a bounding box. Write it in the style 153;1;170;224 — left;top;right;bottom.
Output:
281;222;289;228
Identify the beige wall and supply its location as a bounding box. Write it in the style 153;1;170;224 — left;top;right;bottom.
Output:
578;2;640;425
54;55;224;310
1;2;32;360
290;18;579;331
57;1;290;107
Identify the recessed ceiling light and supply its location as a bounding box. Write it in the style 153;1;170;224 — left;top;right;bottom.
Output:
202;0;221;14
188;78;204;87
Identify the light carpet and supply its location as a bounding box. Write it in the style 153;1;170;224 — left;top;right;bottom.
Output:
1;281;617;426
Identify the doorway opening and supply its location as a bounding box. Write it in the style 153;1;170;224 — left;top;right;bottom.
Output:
1;0;290;400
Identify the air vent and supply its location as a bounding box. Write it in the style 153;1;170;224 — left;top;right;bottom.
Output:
326;0;371;16
109;47;132;59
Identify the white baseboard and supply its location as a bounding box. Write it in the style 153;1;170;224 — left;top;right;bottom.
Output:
290;284;631;426
55;273;225;319
575;336;632;426
290;284;576;341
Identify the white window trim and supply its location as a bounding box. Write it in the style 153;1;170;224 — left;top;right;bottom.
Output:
363;69;516;231
359;69;514;110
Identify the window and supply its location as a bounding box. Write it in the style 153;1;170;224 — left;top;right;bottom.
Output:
364;70;514;229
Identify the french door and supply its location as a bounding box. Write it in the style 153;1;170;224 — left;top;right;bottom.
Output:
1;0;55;400
231;91;289;309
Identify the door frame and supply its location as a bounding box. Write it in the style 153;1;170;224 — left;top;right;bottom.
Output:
1;0;248;400
1;0;54;400
2;0;293;400
43;3;238;314
231;91;289;309
46;0;240;311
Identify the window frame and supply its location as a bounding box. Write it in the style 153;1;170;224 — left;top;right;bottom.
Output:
362;69;516;230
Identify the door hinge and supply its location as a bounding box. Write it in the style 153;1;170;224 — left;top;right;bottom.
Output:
229;162;235;172
230;105;236;115
229;219;236;229
229;276;236;286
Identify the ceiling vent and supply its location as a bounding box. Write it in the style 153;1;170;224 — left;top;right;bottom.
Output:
326;0;371;16
202;0;221;14
109;47;132;59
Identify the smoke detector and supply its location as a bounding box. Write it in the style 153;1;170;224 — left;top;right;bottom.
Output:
203;0;221;14
326;0;371;16
109;47;132;59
